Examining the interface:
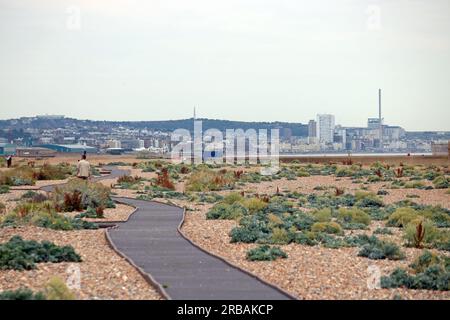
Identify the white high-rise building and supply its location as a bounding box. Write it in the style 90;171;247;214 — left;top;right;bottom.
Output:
316;114;335;144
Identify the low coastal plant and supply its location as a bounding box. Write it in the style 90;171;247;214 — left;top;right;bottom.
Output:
32;163;74;181
403;219;438;249
337;207;371;226
0;277;75;300
358;239;404;260
189;192;223;203
206;203;248;220
44;277;76;300
154;168;175;190
116;175;143;189
0;185;10;194
381;250;449;291
0;166;35;186
0;236;81;271
1;200;98;230
75;206;104;219
387;207;419;227
0;164;74;187
311;221;343;235
246;245;287;261
206;194;267;220
186;168;236;192
354;191;384;208
373;227;393;235
432;176;449;189
0;288;46;300
53;179;113;211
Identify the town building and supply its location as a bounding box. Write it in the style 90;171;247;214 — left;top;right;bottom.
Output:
316;114;335;144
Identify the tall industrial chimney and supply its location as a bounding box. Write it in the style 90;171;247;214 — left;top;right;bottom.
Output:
379;89;383;150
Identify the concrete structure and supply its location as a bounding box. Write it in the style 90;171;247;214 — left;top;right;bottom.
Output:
107;140;122;149
368;118;381;129
316;114;335;144
308;120;317;138
431;141;450;156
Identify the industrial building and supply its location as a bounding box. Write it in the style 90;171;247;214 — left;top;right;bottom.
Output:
0;143;16;156
36;144;98;153
15;147;56;158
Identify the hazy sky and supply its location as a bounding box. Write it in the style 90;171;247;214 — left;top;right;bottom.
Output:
0;0;449;131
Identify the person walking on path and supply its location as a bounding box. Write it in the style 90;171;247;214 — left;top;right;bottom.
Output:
76;154;91;180
6;155;12;168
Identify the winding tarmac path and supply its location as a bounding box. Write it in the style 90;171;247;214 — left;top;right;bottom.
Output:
42;166;294;300
108;197;293;300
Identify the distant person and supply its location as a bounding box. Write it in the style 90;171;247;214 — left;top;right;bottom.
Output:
6;155;12;168
76;154;91;180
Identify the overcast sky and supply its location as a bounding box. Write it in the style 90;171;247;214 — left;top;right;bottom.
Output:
0;0;449;131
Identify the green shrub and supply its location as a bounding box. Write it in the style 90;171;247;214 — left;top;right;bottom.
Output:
53;179;112;211
410;250;443;273
433;176;449;189
0;236;81;271
0;202;5;215
1;201;98;230
381;251;449;291
33;163;74;181
230;215;271;243
367;175;381;183
116;175;143;189
337;207;371;226
366;207;390;220
387;207;419;227
311;221;343;235
373;227;393;235
75;206;104;219
270;227;291;244
355;191;384;208
294;231;318;246
140;185;187;201
0;166;36;186
186;168;236;192
404;219;440;248
195;192;223;203
358;240;404;260
241;197;268;214
296;168;310;177
246;245;287;261
404;181;426;189
312;208;332;222
206;203;248;220
335;167;353;177
0;185;10;194
0;288;46;300
314;232;347;248
344;234;380;247
44;277;76;300
377;189;389;196
222;192;244;205
293;213;316;230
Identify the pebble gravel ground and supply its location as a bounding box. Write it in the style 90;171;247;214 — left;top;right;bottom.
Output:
181;204;450;300
2;164;449;300
0;226;162;300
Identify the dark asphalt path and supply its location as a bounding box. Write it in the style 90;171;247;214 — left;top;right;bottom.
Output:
108;197;293;300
